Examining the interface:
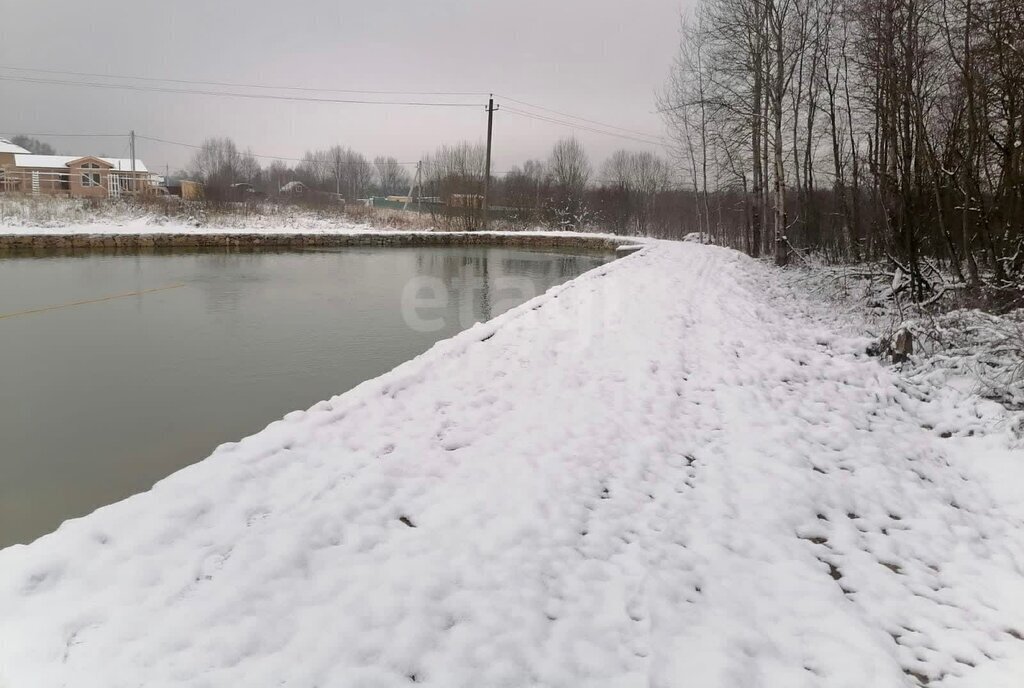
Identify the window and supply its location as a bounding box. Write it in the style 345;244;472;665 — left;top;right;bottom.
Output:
81;162;101;187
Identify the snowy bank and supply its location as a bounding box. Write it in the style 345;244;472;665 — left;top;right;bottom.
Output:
0;196;410;233
0;228;637;253
1;241;1023;687
0;201;640;252
780;262;1024;413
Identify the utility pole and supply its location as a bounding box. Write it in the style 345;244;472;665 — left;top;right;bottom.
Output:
129;130;137;196
482;95;498;230
403;160;422;212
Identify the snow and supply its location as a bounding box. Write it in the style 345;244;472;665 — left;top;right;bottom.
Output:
0;196;625;238
0;138;31;154
1;241;1023;687
777;260;1024;413
0;196;649;237
9;155;148;172
280;180;307;193
0;214;630;243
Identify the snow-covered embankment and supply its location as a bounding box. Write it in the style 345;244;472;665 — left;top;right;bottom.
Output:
1;240;1022;687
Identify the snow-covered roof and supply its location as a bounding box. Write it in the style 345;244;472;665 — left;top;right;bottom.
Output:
11;154;148;173
98;158;148;173
12;155;77;169
0;138;31;154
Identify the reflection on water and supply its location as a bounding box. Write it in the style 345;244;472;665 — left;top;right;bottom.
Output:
0;245;612;548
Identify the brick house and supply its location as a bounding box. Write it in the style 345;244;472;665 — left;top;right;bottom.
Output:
0;138;31;175
0;139;152;198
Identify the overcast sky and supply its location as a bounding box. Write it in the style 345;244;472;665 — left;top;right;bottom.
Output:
1;0;685;176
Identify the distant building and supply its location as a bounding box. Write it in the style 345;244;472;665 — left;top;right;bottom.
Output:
448;193;484;209
180;180;204;200
162;176;183;196
279;181;308;195
0;139;152;198
229;182;256;200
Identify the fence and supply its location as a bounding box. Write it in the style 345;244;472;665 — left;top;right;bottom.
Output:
0;169;155;197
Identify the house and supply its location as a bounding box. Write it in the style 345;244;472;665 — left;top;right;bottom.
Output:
0;138;31;190
0;138;31;166
229;182;257;201
0;140;153;198
280;180;308;195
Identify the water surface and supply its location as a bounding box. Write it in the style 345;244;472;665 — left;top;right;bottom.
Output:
0;245;611;547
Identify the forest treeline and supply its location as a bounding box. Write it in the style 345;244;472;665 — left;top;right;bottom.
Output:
182;136;690;236
660;0;1023;302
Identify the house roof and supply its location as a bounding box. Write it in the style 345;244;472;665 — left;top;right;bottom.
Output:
12;154;149;173
65;156;115;168
0;138;32;154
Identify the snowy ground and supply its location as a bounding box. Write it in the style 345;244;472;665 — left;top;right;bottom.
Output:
779;262;1024;411
1;241;1023;687
0;196;623;238
0;197;630;242
0;212;431;236
0;196;402;233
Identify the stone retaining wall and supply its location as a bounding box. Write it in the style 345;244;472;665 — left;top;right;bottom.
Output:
0;232;640;254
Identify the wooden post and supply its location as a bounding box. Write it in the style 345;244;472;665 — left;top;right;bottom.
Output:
482;96;497;230
130;130;137;195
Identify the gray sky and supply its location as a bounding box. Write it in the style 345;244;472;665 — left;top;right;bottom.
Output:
1;0;684;175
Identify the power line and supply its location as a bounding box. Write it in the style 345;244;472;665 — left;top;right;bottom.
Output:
503;107;667;147
0;75;483;108
0;132;126;137
0;65;490;98
497;94;669;142
2;66;669;146
2;66;667;140
502;107;666;146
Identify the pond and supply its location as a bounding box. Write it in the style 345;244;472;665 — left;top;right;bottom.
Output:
0;245;613;548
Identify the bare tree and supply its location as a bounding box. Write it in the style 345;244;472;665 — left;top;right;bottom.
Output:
547;137;592;229
599;150;672;234
238;149;261;186
374;156;411;195
659;0;1023;301
189;137;247;198
422;142;487;230
299;146;374;200
500;160;547;226
296;150;330;189
9;135;56;155
265;159;291;193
